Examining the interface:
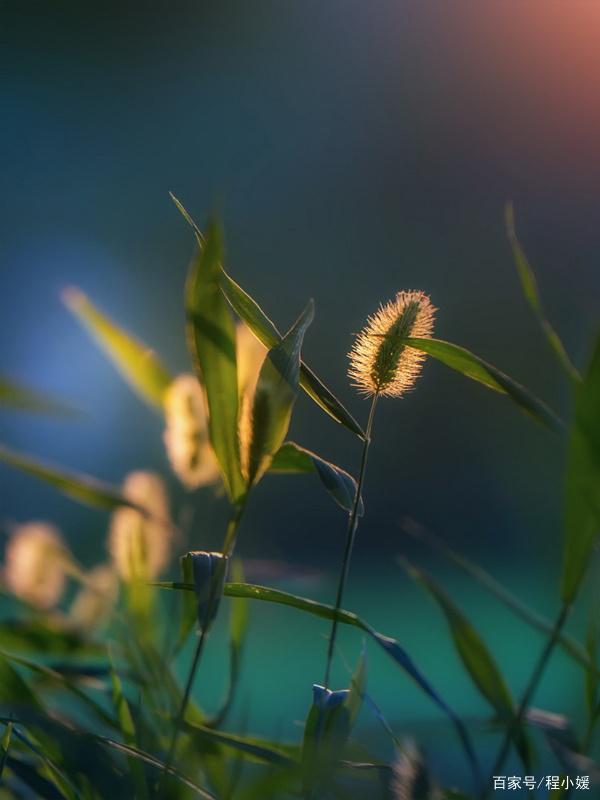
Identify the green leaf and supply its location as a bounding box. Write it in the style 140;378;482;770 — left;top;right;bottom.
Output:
399;560;514;718
109;649;149;800
155;580;480;788
62;287;172;409
185;220;245;502
0;723;12;779
270;441;362;515
404;336;563;432
302;685;352;794
0;653;43;712
0;442;134;512
245;302;314;486
402;521;600;677
561;332;600;603
0;377;77;416
219;267;365;439
184;721;295;767
505;204;580;382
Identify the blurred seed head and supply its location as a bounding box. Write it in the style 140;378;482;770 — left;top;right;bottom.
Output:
163;374;221;489
348;291;435;397
69;564;119;630
236;322;267;480
392;741;437;800
108;471;172;581
3;522;69;609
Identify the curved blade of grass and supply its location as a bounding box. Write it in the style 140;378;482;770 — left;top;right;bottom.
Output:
0;443;133;512
403;337;563;432
184;721;295;767
269;441;363;515
0;722;12;779
561;332;600;603
401;520;598;676
62;287;172;410
171;192;364;441
185;220;245;502
95;735;218;797
108;650;148;799
0;378;78;417
398;559;532;769
505;204;580;383
219;268;365;439
246;302;314;486
155;580;480;788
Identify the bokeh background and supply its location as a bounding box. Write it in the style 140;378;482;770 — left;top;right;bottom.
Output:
2;1;600;790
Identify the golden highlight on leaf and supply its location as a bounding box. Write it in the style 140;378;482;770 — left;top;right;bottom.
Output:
348;291;435;397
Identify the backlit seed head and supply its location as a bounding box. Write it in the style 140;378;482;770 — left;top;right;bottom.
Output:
236;322;267;481
163;374;221;489
392;741;437;800
348;291;435;397
69;564;119;630
3;522;69;609
108;471;172;581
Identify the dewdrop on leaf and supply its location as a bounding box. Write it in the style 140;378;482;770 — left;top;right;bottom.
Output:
69;564;119;630
348;291;435;397
3;522;69;609
108;471;172;581
163;374;221;490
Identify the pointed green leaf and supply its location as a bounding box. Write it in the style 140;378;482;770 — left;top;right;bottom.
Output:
0;443;134;512
219;268;365;439
270;441;362;514
62;287;172;409
505;204;580;382
561;332;600;603
402;521;600;677
404;336;563;432
246;302;314;486
184;721;295;767
0;723;12;779
399;559;514;718
185;221;245;502
0;378;77;416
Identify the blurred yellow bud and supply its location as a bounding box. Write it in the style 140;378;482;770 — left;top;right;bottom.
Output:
3;522;69;609
108;471;172;581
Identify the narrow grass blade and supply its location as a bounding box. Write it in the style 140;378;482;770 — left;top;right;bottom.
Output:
245;302;314;486
401;521;599;676
208;558;249;728
403;336;563;432
219;268;365;439
155;580;480;787
109;651;149;799
270;441;363;514
561;332;600;603
0;722;12;779
505;204;580;382
0;443;133;511
63;287;172;410
0;377;77;416
184;721;295;767
399;559;533;768
185;220;245;502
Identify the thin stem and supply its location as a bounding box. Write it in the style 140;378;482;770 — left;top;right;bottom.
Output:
160;499;247;788
486;602;571;792
323;393;378;689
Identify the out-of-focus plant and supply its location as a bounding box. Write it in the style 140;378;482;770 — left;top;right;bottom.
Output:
0;200;595;800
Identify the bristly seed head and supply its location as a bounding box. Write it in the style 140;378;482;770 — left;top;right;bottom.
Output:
348;291;435;397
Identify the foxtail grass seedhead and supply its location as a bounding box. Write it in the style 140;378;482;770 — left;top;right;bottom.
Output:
348;291;435;397
163;374;221;490
3;522;69;609
108;471;172;581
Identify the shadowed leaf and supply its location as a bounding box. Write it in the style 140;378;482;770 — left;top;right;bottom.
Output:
0;378;77;416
